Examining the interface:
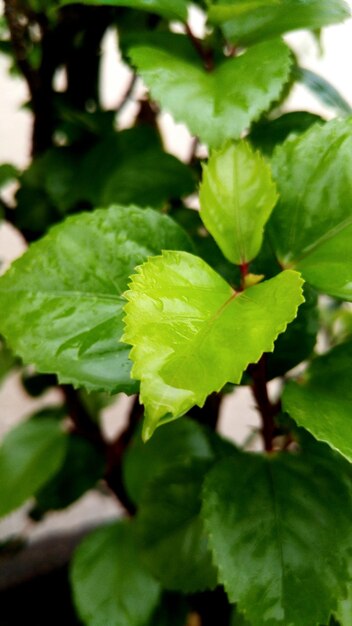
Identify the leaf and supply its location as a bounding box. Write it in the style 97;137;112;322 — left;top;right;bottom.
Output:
136;460;218;592
208;0;350;46
0;337;18;386
0;163;19;189
0;417;67;517
0;205;192;394
71;521;161;626
266;284;318;379
146;593;189;626
129;35;292;148
32;434;105;515
199;141;278;265
269;118;352;300
123;250;304;439
295;67;352;116
123;418;214;505
283;341;352;464
202;451;352;626
75;127;195;209
250;111;323;156
61;0;188;20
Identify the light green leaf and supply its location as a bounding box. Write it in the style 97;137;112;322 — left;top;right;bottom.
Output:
123;250;304;439
0;206;192;394
123;418;214;505
137;460;218;592
208;0;350;45
61;0;188;20
283;341;352;463
269;118;352;300
202;451;352;626
0;417;67;517
199;141;278;264
129;35;292;148
71;521;161;626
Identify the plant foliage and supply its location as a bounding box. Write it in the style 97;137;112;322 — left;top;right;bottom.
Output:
0;0;352;624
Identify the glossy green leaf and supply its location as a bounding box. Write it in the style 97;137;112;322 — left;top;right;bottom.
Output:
61;0;188;20
283;341;352;463
266;285;318;379
129;35;292;147
202;451;352;626
295;67;352;116
123;418;214;505
32;434;105;515
123;250;304;439
137;460;218;592
199;141;278;264
71;521;161;626
208;0;350;45
0;417;67;517
0;206;192;394
269;118;352;300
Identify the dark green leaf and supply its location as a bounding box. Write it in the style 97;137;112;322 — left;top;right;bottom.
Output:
71;521;161;626
202;450;352;626
0;337;18;386
266;285;318;379
269;118;352;300
0;205;192;394
295;67;352;116
129;35;292;147
250;111;323;156
0;417;67;517
137;460;218;592
123;418;214;505
146;593;189;626
208;0;350;45
75;127;195;208
61;0;188;20
0;163;19;189
283;341;352;463
33;434;105;514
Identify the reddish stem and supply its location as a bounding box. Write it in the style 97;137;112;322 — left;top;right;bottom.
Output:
185;23;214;72
249;356;278;452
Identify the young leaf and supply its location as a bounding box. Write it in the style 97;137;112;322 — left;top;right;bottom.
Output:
123;250;304;439
136;460;218;592
283;341;352;463
71;521;161;626
129;35;292;148
208;0;350;46
0;417;67;517
202;451;352;626
199;141;278;265
123;418;214;505
269;118;352;300
0;206;192;394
